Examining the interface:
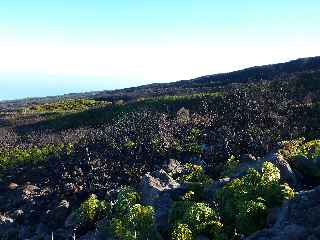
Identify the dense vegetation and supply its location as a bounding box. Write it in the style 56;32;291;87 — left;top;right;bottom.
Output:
20;99;111;113
0;57;320;239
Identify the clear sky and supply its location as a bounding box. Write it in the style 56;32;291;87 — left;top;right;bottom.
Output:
0;0;320;100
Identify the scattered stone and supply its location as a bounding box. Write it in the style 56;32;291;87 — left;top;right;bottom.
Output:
0;214;14;224
240;154;257;163
64;183;76;196
163;159;186;175
8;182;18;190
12;209;24;224
22;184;40;196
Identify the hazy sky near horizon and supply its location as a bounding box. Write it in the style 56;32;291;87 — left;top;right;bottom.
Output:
1;0;320;100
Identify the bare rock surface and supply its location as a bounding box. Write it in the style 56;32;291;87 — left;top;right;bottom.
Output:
246;185;320;240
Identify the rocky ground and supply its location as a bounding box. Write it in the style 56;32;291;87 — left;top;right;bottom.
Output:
1;141;320;240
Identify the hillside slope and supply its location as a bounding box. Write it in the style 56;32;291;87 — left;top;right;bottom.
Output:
1;56;320;108
0;57;320;239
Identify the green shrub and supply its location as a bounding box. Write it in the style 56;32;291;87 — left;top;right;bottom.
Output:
170;201;223;239
22;99;111;113
183;202;220;235
76;194;111;224
182;191;196;201
171;223;194;240
170;201;193;226
222;155;240;177
114;187;140;216
279;138;320;162
111;204;156;240
124;140;137;150
181;164;212;183
208;221;224;240
216;162;295;236
280;183;295;200
0;143;73;170
110;188;158;240
295;139;320;160
184;128;203;155
128;204;155;237
110;218;134;240
236;199;268;235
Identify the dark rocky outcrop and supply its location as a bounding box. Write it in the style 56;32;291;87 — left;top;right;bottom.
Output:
139;169;181;233
292;155;320;180
247;185;320;240
232;152;297;187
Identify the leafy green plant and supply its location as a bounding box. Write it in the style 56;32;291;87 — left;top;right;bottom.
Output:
0;143;73;170
170;201;223;239
169;201;193;226
75;194;111;224
110;188;158;240
216;162;295;236
235;198;267;235
222;155;240;177
124;140;137;150
127;204;156;238
22;99;111;113
278;138;320;162
182;191;196;201
183;202;221;235
111;204;157;240
181;164;212;183
171;223;194;240
114;187;140;216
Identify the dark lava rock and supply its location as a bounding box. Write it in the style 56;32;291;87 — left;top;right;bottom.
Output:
139;169;181;233
246;185;320;240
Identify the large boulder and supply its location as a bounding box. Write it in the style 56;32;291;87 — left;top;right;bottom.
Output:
292;155;320;180
140;169;180;205
232;159;262;178
139;169;181;232
246;185;320;240
232;152;297;187
203;178;231;201
162;159;186;176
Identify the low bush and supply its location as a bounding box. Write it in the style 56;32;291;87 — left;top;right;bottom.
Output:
0;143;73;170
114;187;141;216
110;188;158;240
171;223;194;240
169;201;223;239
75;194;111;224
216;162;295;236
181;164;212;183
183;202;222;236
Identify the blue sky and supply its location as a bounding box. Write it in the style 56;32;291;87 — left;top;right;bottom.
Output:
0;1;320;100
